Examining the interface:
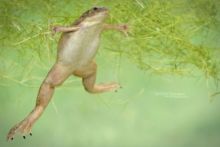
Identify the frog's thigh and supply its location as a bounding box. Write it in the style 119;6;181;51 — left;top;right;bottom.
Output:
73;62;119;93
45;63;73;87
36;62;73;107
73;61;97;91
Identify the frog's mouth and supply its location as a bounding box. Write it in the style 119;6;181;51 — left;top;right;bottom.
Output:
98;7;108;12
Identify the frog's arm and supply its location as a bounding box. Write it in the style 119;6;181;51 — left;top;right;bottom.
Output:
102;24;128;36
51;25;80;34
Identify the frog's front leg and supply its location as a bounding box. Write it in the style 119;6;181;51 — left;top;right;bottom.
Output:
51;25;80;35
7;63;72;141
103;23;128;36
74;62;120;93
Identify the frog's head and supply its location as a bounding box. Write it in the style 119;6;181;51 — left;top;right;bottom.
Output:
75;7;109;26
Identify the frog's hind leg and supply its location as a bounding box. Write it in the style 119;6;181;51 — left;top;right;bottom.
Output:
7;63;72;141
74;62;120;93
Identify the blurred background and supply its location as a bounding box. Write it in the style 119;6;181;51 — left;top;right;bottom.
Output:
1;0;220;147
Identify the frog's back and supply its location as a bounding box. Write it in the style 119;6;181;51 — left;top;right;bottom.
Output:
57;25;103;68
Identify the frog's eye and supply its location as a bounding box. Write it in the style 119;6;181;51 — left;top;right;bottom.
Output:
93;7;98;11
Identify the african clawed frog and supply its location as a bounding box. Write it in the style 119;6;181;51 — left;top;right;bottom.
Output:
7;6;128;141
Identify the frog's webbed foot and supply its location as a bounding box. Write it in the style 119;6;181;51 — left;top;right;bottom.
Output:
112;83;122;92
7;119;33;141
98;82;122;93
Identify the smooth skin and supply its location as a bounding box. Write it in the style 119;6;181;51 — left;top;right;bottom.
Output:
7;7;128;141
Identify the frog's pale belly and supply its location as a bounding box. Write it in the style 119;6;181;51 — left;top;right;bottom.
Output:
57;26;102;68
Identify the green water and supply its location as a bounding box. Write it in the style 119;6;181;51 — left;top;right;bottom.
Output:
1;0;220;147
1;57;220;147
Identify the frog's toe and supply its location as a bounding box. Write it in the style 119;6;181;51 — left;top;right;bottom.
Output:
7;119;33;141
7;124;19;141
22;133;33;140
108;83;121;92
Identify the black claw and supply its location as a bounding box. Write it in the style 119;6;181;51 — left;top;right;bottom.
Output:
23;136;26;139
30;133;32;136
11;137;13;140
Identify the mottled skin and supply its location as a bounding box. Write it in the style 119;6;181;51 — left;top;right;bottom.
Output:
7;7;128;141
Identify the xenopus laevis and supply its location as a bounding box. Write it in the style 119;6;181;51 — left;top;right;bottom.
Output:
7;6;128;141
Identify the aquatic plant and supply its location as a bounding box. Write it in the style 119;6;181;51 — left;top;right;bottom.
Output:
0;0;220;91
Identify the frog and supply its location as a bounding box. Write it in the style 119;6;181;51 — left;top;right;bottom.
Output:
7;6;128;141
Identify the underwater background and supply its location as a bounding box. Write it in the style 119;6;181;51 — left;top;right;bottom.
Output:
1;0;220;147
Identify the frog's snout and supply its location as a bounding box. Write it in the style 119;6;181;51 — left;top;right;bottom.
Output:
93;6;108;12
101;7;109;15
100;7;108;11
